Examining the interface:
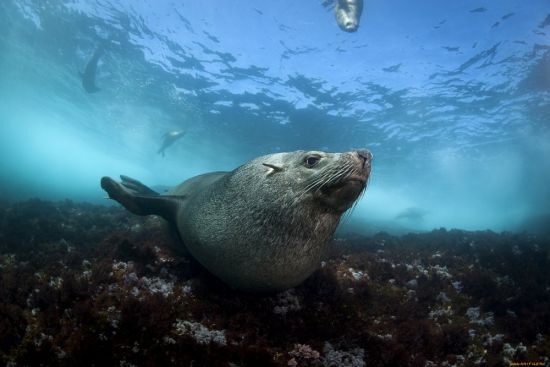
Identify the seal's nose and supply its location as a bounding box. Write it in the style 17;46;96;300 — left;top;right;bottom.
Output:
356;149;373;171
345;22;358;32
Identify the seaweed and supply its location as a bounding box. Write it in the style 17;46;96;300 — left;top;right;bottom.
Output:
0;199;548;366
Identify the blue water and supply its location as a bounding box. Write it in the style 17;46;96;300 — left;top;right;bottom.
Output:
0;0;549;234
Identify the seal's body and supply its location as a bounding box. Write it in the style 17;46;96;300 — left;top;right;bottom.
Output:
81;45;104;93
101;149;372;292
335;0;364;33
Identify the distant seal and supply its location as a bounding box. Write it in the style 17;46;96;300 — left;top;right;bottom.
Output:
395;207;429;221
158;131;186;157
101;149;372;292
80;45;104;93
334;0;364;32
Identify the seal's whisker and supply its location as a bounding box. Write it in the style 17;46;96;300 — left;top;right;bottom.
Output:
310;173;334;191
317;163;350;185
299;158;360;201
348;188;365;216
319;166;351;190
302;177;325;194
310;172;339;192
304;168;336;192
323;165;353;188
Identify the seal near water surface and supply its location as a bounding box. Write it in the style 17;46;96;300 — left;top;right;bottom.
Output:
80;45;104;93
334;0;364;32
158;130;186;157
101;149;372;292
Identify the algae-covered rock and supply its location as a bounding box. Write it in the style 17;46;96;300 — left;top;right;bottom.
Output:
0;199;548;366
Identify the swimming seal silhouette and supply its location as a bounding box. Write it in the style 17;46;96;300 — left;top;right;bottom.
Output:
101;149;372;292
158;131;186;157
395;207;429;221
335;0;364;32
80;45;104;93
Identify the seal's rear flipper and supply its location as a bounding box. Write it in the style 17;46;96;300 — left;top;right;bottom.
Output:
120;175;160;196
101;176;183;221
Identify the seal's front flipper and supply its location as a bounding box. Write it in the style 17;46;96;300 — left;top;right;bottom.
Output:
101;176;183;221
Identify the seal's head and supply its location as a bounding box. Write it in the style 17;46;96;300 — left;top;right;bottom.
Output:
335;0;364;33
177;149;372;292
260;149;372;213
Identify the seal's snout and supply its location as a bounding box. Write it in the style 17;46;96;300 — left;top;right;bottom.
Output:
356;149;373;172
344;22;358;32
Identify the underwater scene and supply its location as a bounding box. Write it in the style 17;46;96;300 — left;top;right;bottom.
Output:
0;0;549;365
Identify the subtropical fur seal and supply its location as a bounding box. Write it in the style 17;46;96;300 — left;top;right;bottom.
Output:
101;149;372;292
80;45;104;93
334;0;364;32
395;206;429;221
158;131;186;157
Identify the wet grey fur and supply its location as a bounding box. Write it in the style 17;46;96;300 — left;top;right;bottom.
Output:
101;150;372;292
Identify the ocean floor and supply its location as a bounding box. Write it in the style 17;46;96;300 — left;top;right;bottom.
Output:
0;199;548;366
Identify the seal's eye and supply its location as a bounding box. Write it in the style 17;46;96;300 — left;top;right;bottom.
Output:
305;156;320;167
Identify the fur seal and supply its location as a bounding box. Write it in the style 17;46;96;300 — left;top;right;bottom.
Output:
334;0;364;33
101;149;372;292
158;131;186;157
395;206;429;221
80;45;104;93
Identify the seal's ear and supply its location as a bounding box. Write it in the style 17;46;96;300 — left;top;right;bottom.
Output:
262;163;284;176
